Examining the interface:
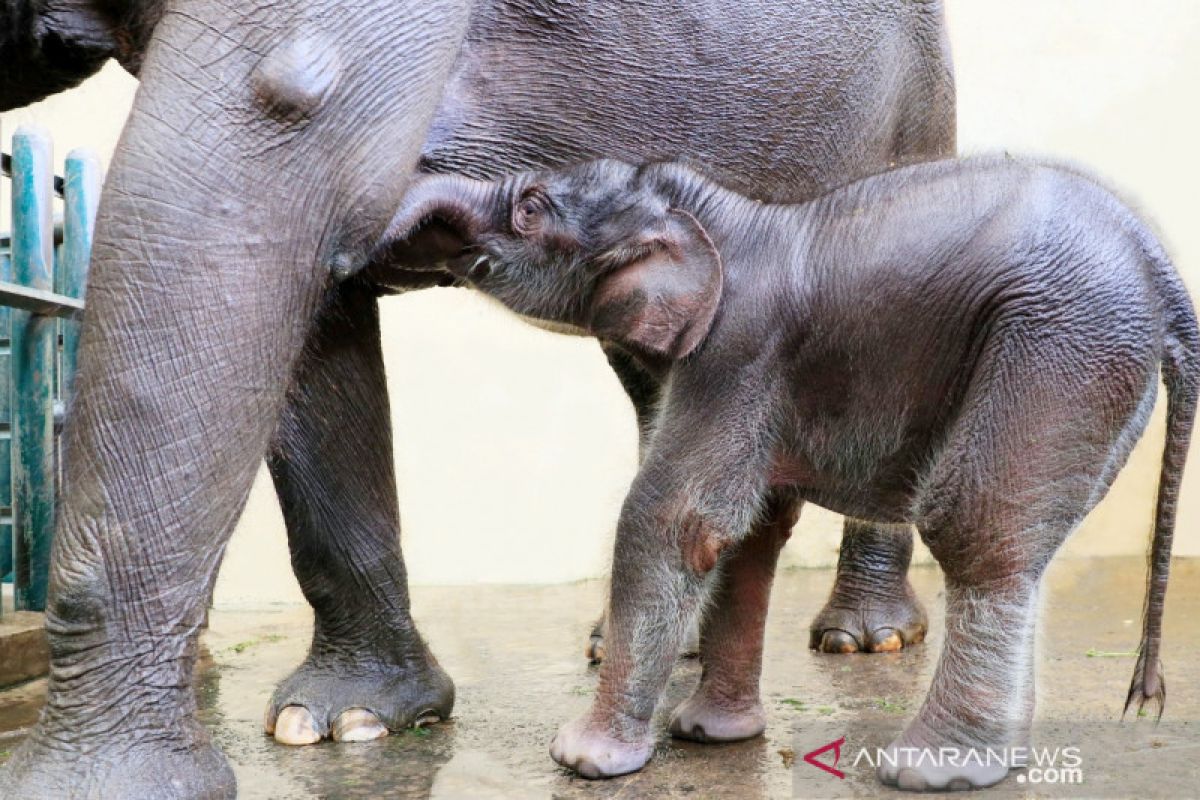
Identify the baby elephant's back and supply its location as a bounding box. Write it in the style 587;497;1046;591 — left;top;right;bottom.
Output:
808;156;1176;432
927;158;1174;426
835;157;1171;362
986;159;1164;343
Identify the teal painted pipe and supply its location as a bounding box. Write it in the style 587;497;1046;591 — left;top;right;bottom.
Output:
1;121;10;605
10;127;57;612
0;249;10;599
60;150;100;411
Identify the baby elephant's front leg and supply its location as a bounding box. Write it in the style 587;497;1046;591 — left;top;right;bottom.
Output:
550;495;741;778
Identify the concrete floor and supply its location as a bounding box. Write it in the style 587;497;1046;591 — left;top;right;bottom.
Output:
2;557;1198;798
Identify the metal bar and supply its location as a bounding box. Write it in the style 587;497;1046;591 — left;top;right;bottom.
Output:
0;221;64;250
10;127;57;612
0;280;83;319
59;150;100;409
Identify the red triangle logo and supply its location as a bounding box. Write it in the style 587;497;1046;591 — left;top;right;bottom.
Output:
803;736;846;779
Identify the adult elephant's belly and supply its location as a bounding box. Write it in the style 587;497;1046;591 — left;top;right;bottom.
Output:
419;0;955;203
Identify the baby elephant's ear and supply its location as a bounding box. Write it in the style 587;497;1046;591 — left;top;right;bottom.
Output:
375;174;496;268
588;209;723;360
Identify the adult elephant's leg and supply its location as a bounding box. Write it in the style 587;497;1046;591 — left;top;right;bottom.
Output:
0;2;472;795
809;520;927;653
264;279;452;746
0;157;332;799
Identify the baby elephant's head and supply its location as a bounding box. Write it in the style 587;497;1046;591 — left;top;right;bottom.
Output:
380;161;723;360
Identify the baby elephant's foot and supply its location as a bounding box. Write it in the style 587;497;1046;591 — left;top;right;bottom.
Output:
550;710;655;779
265;650;454;745
876;728;1010;791
669;690;766;743
809;580;927;654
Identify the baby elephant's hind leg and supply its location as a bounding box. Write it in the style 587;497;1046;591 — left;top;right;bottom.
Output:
670;496;800;743
879;337;1156;792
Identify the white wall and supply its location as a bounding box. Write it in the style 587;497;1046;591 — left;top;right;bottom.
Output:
2;3;1198;605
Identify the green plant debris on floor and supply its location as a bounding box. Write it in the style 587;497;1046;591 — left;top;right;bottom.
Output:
873;697;907;714
1086;648;1138;658
779;698;836;715
227;634;287;654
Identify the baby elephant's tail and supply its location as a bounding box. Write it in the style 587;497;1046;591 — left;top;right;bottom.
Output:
1125;261;1200;720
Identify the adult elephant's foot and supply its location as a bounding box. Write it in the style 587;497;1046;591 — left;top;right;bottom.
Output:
808;579;927;653
668;689;766;743
265;649;454;745
549;709;655;779
875;724;1011;791
586;612;700;664
810;520;927;654
0;720;235;799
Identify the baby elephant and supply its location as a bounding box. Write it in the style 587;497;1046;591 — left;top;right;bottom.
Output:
377;156;1197;790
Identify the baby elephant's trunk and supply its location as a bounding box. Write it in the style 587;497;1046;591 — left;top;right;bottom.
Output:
1125;261;1200;719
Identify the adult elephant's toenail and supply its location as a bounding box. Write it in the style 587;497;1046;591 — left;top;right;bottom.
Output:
868;629;903;652
332;708;388;743
274;705;321;745
413;710;441;728
818;629;861;653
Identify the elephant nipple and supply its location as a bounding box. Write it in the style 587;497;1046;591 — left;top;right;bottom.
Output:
327;251;365;282
252;35;341;123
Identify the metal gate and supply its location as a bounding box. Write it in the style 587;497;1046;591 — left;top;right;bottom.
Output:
0;125;100;616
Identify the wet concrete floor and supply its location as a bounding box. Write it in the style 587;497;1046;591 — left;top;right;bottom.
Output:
2;557;1199;798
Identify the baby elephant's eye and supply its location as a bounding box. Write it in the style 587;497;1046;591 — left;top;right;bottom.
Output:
513;191;547;236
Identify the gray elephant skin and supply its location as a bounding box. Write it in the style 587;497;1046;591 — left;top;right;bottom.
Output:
380;156;1198;789
1;0;953;796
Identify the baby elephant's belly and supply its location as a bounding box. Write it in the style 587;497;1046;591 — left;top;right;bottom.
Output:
768;450;918;524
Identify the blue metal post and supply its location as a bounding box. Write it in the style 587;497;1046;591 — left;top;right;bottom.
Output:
10;127;57;611
56;150;100;519
59;150;100;412
0;246;10;608
1;121;10;612
59;151;100;400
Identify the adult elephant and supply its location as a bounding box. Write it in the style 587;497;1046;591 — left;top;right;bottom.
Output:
1;0;953;796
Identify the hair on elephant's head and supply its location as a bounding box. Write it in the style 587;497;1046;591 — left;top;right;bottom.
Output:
380;161;725;361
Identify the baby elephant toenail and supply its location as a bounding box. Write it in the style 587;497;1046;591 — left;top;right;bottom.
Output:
332;708;389;742
274;705;321;745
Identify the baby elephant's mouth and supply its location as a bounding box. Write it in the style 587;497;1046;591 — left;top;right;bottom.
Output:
450;252;492;282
